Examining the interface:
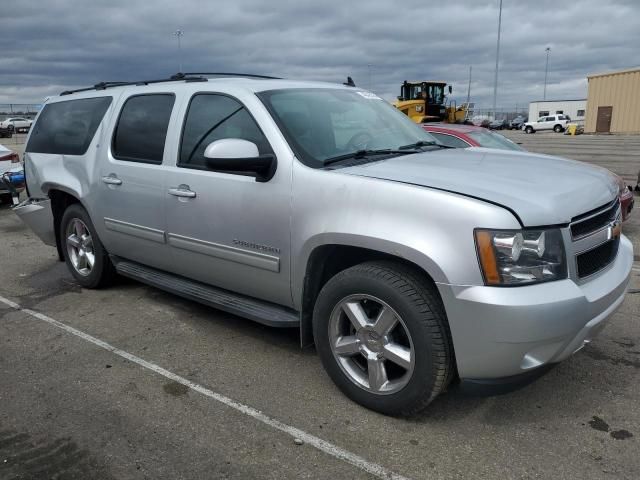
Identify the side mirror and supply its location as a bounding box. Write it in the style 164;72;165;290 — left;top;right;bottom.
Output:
448;85;452;94
203;139;276;183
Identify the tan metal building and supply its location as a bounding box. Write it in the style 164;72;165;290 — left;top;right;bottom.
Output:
585;67;640;133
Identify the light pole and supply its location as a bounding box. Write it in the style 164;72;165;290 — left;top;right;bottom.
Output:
174;29;184;73
466;65;472;106
543;47;551;100
492;0;503;120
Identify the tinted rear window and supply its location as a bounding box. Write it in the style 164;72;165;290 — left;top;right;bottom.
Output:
26;97;112;155
112;94;175;164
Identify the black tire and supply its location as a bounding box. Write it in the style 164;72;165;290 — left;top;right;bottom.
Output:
60;203;116;288
553;124;563;133
312;261;455;416
525;126;534;134
0;193;13;205
7;124;14;133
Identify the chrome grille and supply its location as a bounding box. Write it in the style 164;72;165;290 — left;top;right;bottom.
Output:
570;200;619;239
576;238;620;278
570;199;621;279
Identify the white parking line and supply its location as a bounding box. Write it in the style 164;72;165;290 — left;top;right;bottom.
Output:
0;295;411;480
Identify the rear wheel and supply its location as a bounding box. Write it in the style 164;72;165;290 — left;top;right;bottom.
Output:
525;126;534;134
313;261;454;416
553;124;563;133
60;204;116;288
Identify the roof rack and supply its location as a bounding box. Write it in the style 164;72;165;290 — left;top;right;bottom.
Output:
179;72;281;80
59;71;280;96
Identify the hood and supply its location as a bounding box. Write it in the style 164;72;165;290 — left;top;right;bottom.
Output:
339;147;619;226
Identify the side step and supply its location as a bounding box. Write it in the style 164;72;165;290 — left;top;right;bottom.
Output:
111;257;300;328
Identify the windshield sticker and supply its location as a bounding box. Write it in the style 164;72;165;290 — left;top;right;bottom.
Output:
356;91;382;100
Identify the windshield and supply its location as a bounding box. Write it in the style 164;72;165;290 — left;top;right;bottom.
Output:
467;131;525;151
258;88;438;168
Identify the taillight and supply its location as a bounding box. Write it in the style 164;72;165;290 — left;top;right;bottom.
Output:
0;152;20;163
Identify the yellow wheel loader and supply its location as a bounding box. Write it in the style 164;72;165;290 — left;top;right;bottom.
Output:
393;81;468;124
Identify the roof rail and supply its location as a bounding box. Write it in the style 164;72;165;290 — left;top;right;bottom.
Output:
59;71;280;96
178;72;281;80
59;74;208;96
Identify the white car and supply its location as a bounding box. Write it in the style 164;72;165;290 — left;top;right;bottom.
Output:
523;114;570;134
0;117;33;132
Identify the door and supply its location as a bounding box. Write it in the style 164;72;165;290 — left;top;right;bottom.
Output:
164;93;292;307
539;116;554;130
91;93;176;271
596;106;613;133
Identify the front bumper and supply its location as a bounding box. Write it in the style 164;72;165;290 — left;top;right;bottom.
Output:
438;234;633;380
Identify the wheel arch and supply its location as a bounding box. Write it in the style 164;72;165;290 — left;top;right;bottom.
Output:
48;188;85;261
297;237;446;348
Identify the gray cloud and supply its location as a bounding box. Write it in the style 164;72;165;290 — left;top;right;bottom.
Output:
1;0;638;109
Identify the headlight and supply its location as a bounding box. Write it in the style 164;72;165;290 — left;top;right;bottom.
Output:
475;229;567;286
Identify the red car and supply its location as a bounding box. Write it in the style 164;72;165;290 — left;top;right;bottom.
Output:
423;123;634;221
423;123;525;151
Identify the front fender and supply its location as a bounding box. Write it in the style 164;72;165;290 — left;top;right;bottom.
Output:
290;165;522;309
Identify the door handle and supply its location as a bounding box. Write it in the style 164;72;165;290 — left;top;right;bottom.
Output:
102;175;122;186
168;185;196;198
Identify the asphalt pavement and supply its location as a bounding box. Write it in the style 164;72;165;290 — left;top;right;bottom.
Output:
1;132;639;479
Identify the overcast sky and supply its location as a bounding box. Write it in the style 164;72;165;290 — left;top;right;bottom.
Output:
1;0;638;109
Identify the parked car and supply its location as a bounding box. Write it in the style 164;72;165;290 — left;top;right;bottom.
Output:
15;75;633;415
510;116;527;130
423;123;525;151
523;114;570;133
0;126;13;138
0;144;23;204
617;176;635;221
0;117;33;133
488;119;509;130
423;124;633;221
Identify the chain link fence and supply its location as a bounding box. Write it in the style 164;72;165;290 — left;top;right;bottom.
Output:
464;106;530;123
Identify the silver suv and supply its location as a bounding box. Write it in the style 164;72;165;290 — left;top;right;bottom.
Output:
16;74;633;415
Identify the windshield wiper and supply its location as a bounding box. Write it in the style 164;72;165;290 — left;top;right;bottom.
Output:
323;148;419;166
399;140;454;150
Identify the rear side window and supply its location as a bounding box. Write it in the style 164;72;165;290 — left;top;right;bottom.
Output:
26;97;112;155
112;94;175;164
429;132;470;148
178;94;271;170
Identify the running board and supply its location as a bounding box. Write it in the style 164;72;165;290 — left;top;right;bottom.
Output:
111;257;299;328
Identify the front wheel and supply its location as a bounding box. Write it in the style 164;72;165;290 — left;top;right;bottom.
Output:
60;204;116;288
525;126;534;134
313;261;455;416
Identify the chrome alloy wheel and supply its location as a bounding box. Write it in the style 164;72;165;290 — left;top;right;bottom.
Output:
328;294;415;395
65;218;95;276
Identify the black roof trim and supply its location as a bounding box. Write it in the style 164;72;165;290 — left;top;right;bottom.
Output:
60;72;280;96
179;72;281;80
